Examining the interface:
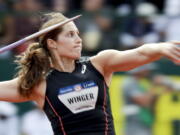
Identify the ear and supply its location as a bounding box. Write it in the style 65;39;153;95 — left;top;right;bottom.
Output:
47;39;57;49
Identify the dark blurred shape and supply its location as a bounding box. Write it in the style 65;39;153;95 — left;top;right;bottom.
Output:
0;114;8;120
172;120;180;135
10;0;44;54
94;8;118;50
52;0;69;14
118;2;159;49
77;0;118;56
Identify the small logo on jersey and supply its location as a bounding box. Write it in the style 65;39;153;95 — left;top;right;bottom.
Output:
74;85;82;92
81;65;86;74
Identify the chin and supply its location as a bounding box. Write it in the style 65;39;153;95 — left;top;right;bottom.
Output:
75;55;81;60
70;54;81;60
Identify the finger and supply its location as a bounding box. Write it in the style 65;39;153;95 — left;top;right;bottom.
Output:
169;41;180;45
165;52;180;62
174;45;180;52
172;49;180;58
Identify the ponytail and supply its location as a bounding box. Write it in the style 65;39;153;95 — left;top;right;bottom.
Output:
15;12;68;97
15;42;51;97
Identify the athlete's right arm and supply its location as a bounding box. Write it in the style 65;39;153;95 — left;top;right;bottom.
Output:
0;78;30;102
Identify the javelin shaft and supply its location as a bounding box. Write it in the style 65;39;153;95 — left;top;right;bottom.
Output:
0;15;81;54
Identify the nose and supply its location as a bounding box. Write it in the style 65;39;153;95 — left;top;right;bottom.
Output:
76;34;82;44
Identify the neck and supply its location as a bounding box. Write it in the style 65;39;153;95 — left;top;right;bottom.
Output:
53;57;75;73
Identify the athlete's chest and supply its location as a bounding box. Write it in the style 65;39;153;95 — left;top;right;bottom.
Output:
46;65;106;114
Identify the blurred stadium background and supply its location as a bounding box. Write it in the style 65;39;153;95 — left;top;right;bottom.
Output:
0;0;180;135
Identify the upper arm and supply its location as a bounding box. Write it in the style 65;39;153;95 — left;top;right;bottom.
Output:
91;47;160;73
0;78;30;102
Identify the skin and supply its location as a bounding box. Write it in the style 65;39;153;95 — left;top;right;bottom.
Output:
0;21;180;109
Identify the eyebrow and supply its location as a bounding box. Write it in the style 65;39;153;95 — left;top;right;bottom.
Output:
68;30;80;34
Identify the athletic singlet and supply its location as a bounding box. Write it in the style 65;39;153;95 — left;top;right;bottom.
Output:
43;58;115;135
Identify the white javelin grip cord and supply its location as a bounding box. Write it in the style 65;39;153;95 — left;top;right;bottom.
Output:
0;15;82;54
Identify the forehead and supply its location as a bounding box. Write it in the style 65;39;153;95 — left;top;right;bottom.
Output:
62;22;78;32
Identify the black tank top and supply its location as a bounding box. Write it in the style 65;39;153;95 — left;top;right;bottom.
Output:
43;59;115;135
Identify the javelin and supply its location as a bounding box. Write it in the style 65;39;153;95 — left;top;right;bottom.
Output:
0;15;82;54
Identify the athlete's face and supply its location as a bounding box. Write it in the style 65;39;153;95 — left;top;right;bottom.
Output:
48;22;82;59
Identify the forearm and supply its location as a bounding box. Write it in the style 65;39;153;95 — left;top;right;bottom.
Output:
137;42;180;64
137;43;163;63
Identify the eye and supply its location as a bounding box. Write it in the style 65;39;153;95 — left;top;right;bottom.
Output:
68;32;74;37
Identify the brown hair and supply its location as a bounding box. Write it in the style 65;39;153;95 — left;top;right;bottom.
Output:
15;12;68;97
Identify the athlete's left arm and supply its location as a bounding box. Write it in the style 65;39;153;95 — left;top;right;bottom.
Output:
91;42;180;73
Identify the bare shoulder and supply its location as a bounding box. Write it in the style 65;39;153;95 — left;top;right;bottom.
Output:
90;53;105;77
91;49;114;62
91;50;121;65
92;50;119;59
90;50;120;71
90;50;115;86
